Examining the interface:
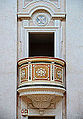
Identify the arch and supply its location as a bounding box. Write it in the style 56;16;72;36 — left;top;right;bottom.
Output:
27;4;55;17
23;0;59;9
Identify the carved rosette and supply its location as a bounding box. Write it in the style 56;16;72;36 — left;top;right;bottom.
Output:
36;14;48;26
32;13;51;26
32;64;51;80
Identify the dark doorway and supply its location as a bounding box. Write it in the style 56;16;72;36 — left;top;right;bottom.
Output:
29;32;54;57
28;116;55;119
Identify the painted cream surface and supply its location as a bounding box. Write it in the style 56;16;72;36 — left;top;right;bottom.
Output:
66;0;83;118
0;0;83;119
0;0;17;119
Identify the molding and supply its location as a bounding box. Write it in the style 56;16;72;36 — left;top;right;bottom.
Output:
17;85;66;96
23;27;59;30
23;0;61;9
59;26;63;58
18;83;64;88
17;12;66;18
19;91;64;97
18;57;66;66
23;20;29;27
54;20;61;27
17;85;65;90
27;5;55;17
19;19;63;61
20;22;60;58
54;31;57;58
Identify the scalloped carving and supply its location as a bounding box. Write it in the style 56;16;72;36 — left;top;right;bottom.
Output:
27;95;56;109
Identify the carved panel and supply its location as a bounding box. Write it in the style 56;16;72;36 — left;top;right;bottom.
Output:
18;57;65;87
32;12;51;26
27;95;56;109
32;64;51;80
54;65;63;83
36;14;47;26
19;64;28;83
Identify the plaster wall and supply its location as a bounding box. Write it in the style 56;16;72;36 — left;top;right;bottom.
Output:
0;0;17;119
66;0;83;118
0;0;83;119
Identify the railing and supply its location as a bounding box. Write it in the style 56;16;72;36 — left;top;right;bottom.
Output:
17;57;66;88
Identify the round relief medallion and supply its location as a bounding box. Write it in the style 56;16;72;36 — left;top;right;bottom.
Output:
32;12;51;26
36;15;48;26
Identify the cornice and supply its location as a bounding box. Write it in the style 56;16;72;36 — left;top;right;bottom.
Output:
17;12;66;19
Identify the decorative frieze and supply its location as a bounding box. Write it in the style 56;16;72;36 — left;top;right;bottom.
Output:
27;94;56;109
18;57;65;87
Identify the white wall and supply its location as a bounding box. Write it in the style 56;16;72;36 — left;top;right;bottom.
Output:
0;0;83;119
0;0;17;119
66;0;83;118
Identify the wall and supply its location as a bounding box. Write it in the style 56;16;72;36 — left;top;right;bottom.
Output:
0;0;17;119
66;0;83;118
0;0;83;119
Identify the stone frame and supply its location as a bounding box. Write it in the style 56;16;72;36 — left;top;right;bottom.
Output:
18;19;63;60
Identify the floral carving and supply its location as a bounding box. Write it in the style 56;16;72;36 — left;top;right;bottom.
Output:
32;64;51;80
36;68;46;77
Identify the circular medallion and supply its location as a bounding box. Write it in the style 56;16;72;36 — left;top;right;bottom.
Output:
32;12;51;26
36;15;47;26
